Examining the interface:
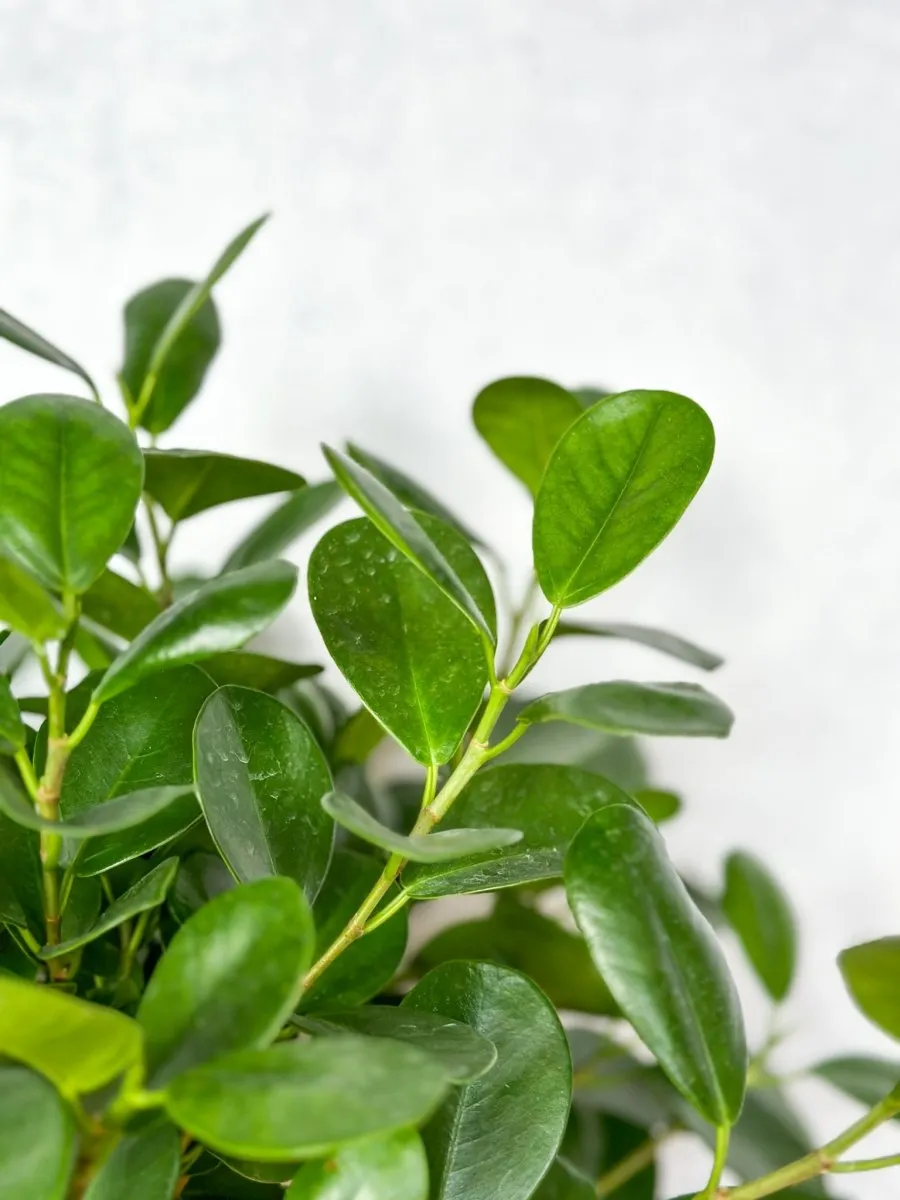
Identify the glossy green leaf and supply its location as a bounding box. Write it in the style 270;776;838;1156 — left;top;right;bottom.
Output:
635;789;682;824
723;851;797;1002
0;554;67;642
286;1130;428;1200
222;481;343;572
472;377;583;494
323;446;494;643
333;707;386;766
406;763;633;898
556;621;723;671
144;449;305;522
0;770;192;839
533;390;715;607
194;686;333;897
75;795;199;876
84;1121;181;1200
164;1036;448;1161
93;561;297;704
0;394;144;593
201;650;320;691
813;1055;900;1109
0;928;36;979
839;937;900;1040
519;682;733;739
0;1066;77;1200
168;851;235;924
310;516;495;765
0;306;98;398
0;975;142;1097
403;961;571;1200
597;1118;656;1200
81;568;159;639
138;876;314;1086
0;674;26;751
298;1005;497;1083
532;1157;595;1200
565;804;746;1124
322;790;520;863
0;804;44;936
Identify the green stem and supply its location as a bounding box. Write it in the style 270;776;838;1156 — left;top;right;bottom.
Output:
700;1125;730;1198
830;1152;900;1173
120;910;150;980
596;1136;660;1196
501;572;540;675
144;498;174;607
364;888;411;934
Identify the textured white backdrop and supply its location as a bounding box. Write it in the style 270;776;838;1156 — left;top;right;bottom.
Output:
2;2;900;1194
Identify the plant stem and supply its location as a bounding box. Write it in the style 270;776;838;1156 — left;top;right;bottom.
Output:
596;1136;659;1196
501;572;540;675
830;1152;900;1173
699;1125;730;1198
144;498;173;607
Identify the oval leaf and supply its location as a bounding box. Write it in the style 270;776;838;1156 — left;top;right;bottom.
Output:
0;773;192;839
0;394;144;593
287;1130;428;1200
93;561;297;704
0;1066;77;1200
84;1122;181;1200
0;306;98;399
81;568;159;639
194;686;334;898
0;674;26;752
201;651;321;692
565;804;747;1124
0;554;67;642
518;682;733;738
723;851;797;1002
0;805;44;937
533;390;715;607
839;937;900;1041
222;480;343;573
403;961;571;1200
144;449;305;522
473;376;583;494
556;620;723;671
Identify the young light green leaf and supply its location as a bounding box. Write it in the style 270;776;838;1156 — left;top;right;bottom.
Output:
0;770;192;839
0;1066;77;1200
138;876;315;1087
813;1055;900;1110
556;621;723;671
333;706;386;766
199;650;321;692
84;1121;181;1200
323;446;494;644
472;377;583;495
310;516;495;765
0;555;67;643
0;975;143;1098
286;1130;429;1200
518;682;734;739
222;481;343;572
164;1036;448;1161
405;763;634;898
93;561;297;704
0;394;144;593
839;937;900;1041
143;449;305;523
635;789;682;824
565;804;747;1125
322;790;521;863
194;686;334;898
81;568;159;639
0;306;99;399
0;674;26;752
404;961;572;1200
533;390;715;607
723;851;797;1002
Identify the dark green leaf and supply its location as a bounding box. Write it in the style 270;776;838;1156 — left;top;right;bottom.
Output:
222;481;343;572
287;1130;428;1200
403;961;571;1200
168;851;234;924
309;515;495;765
556;621;723;671
635;789;682;824
182;1157;282;1198
93;561;297;704
138;875;314;1086
194;686;333;898
0;674;26;751
571;1034;683;1129
0;555;67;642
144;449;305;522
333;707;386;766
566;805;746;1124
472;377;583;495
0;803;44;937
519;682;733;739
84;1121;181;1200
81;569;159;639
839;937;900;1040
201;651;321;691
813;1055;900;1110
164;1036;448;1160
405;763;633;898
0;1066;77;1200
597;1118;656;1200
0;306;98;398
532;1157;595;1200
0;928;36;979
59;875;101;944
533;391;715;607
76;793;202;877
574;386;612;407
723;851;797;1002
0;394;144;593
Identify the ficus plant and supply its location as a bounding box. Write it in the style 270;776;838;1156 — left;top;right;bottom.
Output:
0;220;898;1200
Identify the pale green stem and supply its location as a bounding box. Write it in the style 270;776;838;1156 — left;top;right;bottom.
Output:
596;1136;660;1196
699;1125;730;1198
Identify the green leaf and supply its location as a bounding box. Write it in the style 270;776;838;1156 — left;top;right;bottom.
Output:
565;804;747;1124
194;686;334;898
201;650;321;691
144;449;305;522
0;554;67;642
297;1005;497;1083
333;707;386;766
181;1158;282;1197
0;802;44;936
77;798;199;877
81;568;159;639
556;621;723;671
0;305;98;399
286;1130;428;1200
405;763;633;898
41;858;178;959
0;1066;77;1200
222;481;343;573
323;446;494;644
519;682;733;739
84;1122;181;1200
0;975;143;1098
168;851;234;924
839;937;900;1040
0;394;144;593
813;1055;900;1109
138;875;314;1086
533;390;715;607
472;377;583;494
403;961;571;1200
322;790;520;863
532;1157;595;1199
635;789;682;824
93;561;297;704
0;673;26;751
310;515;495;765
723;851;797;1002
164;1035;448;1161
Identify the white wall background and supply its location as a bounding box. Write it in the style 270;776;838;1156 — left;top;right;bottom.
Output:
2;2;900;1194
